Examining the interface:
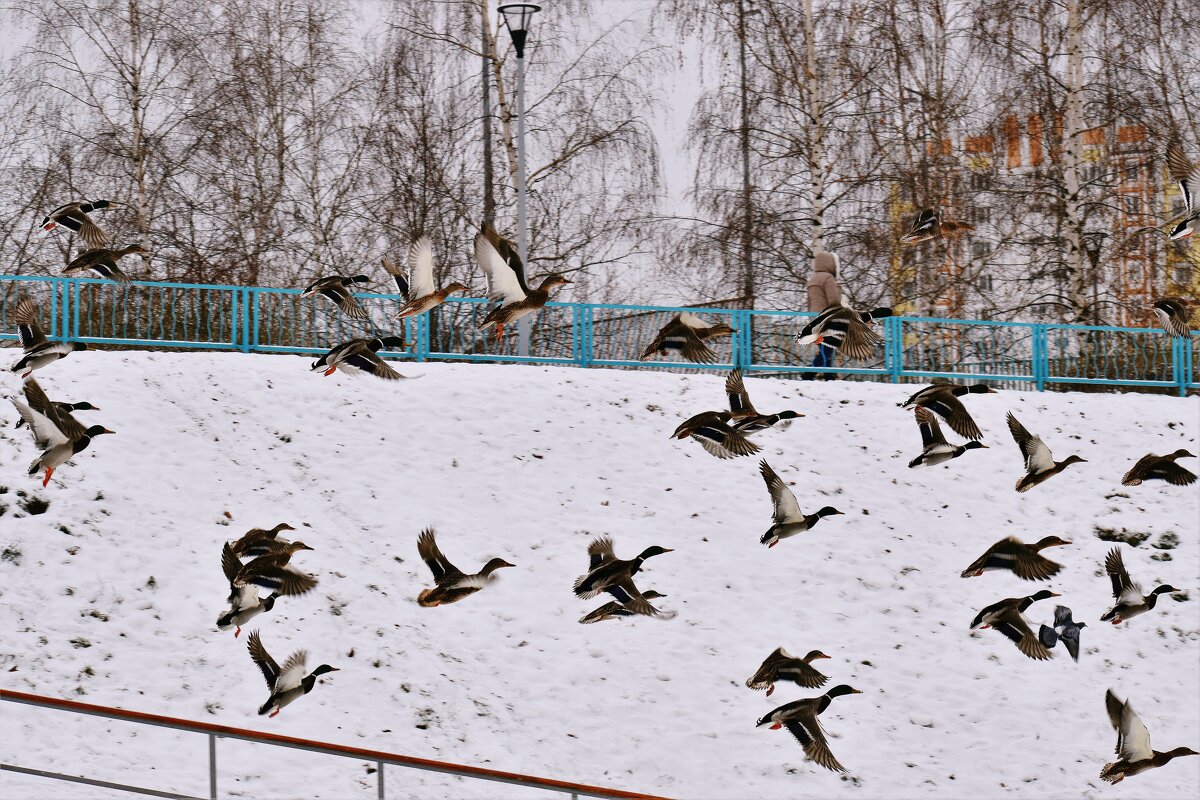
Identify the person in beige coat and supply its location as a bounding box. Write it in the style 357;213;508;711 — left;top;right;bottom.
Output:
806;251;841;377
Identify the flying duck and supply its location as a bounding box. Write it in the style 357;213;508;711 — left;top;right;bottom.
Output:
573;536;674;618
672;410;761;459
1005;411;1086;492
900;208;974;244
908;407;987;468
246;631;338;717
416;528;514;607
757;460;843;548
1122;449;1197;486
756;685;862;773
1100;547;1180;625
13;398;97;430
797;304;893;362
745;648;831;696
474;229;569;341
1151;297;1192;337
301;275;371;319
1166;142;1198;240
216;542;314;638
310;336;409;379
41;200;111;248
10;378;113;487
900;382;995;441
62;245;148;284
232;541;318;595
1038;605;1086;662
969;590;1059;660
230;523;298;559
9;297;88;377
959;536;1070;580
639;312;736;364
383;236;468;319
578;590;667;624
725;370;802;433
1100;689;1198;783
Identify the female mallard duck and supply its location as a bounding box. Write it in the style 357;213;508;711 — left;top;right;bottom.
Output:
1100;689;1198;783
797;304;893;362
672;410;760;459
758;460;842;548
756;685;862;773
10;298;88;377
908;407;987;467
959;536;1070;580
639;312;736;364
310;336;409;379
416;528;514;606
63;245;148;284
1166;143;1198;240
725;370;802;433
474;230;570;340
301;275;371;319
1100;547;1180;625
573;536;673;618
1122;449;1196;486
383;236;468;319
218;543;281;637
10;378;113;486
970;589;1059;660
900;208;974;244
900;382;996;441
230;523;297;559
1038;605;1086;662
246;631;338;717
1151;296;1192;336
746;648;831;696
232;541;318;595
1006;411;1086;492
578;590;667;624
41;200;111;248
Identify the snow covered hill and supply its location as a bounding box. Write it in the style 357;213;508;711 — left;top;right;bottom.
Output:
1;352;1197;799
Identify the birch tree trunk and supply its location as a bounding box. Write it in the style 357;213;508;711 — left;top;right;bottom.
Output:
1062;0;1088;320
804;0;826;255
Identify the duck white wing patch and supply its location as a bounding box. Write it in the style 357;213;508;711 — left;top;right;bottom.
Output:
407;236;436;300
10;399;70;450
1118;702;1153;762
274;650;308;693
474;232;525;304
1024;435;1055;474
448;573;495;591
677;311;707;329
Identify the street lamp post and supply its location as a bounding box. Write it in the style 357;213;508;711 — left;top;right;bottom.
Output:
498;3;540;357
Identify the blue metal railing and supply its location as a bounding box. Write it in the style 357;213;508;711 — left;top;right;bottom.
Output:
1;274;1196;395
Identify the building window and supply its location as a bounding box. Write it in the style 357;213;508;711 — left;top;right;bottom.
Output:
1123;195;1142;214
970;171;991;191
971;206;991;224
976;274;994;292
1125;164;1139;182
972;241;993;260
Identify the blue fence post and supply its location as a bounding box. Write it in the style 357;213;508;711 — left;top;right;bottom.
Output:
1176;336;1190;397
742;310;754;372
251;289;260;351
415;314;428;362
583;304;594;367
50;278;61;340
240;289;252;353
71;280;80;339
887;315;903;383
230;289;240;351
1032;324;1047;391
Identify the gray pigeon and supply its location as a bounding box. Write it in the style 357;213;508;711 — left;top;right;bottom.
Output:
1038;605;1086;662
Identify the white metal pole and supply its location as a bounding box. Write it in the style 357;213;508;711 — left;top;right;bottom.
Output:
516;52;531;357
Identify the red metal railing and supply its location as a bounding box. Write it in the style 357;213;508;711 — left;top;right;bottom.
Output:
1;689;671;800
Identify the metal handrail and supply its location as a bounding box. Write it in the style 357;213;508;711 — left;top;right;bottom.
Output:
1;274;1196;395
1;689;670;800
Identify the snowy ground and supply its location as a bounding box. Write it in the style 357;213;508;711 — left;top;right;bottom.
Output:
1;352;1197;799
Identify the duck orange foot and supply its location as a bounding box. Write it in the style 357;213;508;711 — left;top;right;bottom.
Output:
323;366;336;376
269;709;280;718
42;467;54;487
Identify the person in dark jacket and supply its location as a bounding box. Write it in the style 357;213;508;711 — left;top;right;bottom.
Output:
805;251;841;378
